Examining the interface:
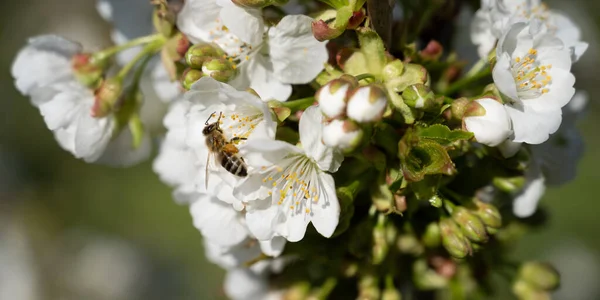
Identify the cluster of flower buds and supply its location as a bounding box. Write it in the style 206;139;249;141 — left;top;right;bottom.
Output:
317;75;390;151
182;43;236;89
439;200;502;259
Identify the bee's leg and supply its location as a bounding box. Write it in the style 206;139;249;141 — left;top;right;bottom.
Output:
230;137;247;145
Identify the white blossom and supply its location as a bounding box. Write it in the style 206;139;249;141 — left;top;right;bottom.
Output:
236;106;343;242
463;98;512;147
493;20;575;144
471;0;588;61
177;1;327;101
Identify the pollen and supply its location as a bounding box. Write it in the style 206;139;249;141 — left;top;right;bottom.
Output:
511;48;553;100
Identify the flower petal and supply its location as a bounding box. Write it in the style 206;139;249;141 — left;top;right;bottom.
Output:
190;195;249;247
299;106;343;172
268;15;328;84
218;1;264;46
309;173;340;238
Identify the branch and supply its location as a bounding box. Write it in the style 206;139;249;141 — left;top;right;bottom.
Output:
366;0;395;49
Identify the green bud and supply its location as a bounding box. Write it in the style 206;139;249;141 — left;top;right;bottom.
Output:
232;0;288;8
397;234;423;255
493;176;526;193
413;259;448;290
185;44;225;68
382;283;402;300
452;207;488;243
382;59;404;82
202;57;237;82
422;222;441;248
512;279;550;300
428;195;443;208
402;84;441;112
182;68;203;90
519;262;560;291
373;220;389;264
92;78;123;118
472;200;502;229
439;218;472;259
358;273;380;300
446;97;469;122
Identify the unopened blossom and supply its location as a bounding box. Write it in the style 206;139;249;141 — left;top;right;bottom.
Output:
493;20;575;144
177;1;327;101
464;98;512;147
316;77;356;118
346;85;388;123
236;106;343;242
322;119;363;150
471;0;588;61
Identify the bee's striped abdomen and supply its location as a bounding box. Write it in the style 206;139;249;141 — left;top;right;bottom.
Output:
220;152;248;177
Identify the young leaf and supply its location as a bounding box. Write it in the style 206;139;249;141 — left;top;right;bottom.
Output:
416;124;473;145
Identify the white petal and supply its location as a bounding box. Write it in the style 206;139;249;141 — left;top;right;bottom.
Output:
492;53;519;101
258;237;286;257
224;268;268;300
299;106;343;172
95;127;152;167
309;173;340;238
190;196;249;247
12;35;80;95
176;0;221;44
268;15;328;84
470;9;497;58
204;239;262;270
245;199;279;240
463;98;512;147
38;86;81;130
244;56;292;102
498;140;522;158
513;169;546;218
506;104;562;144
218;1;264;46
74;107;115;162
151;64;182;103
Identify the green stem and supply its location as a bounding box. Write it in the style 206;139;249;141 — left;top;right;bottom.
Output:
115;40;164;81
442;67;492;96
443;198;456;215
316;277;338;300
465;58;488;78
281;96;315;111
94;34;164;61
355;73;376;81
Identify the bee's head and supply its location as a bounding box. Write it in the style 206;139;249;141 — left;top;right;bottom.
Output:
203;123;218;135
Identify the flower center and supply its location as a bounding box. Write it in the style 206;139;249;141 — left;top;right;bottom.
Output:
511;48;553;99
207;18;263;69
262;155;320;216
206;108;264;142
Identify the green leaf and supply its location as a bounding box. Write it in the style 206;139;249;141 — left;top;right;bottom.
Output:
398;129;456;182
333;6;353;28
416;124;473;145
357;28;386;76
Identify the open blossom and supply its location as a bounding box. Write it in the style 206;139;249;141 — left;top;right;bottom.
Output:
471;0;588;61
236;106;344;242
512;92;586;217
177;0;327;101
493;20;575;144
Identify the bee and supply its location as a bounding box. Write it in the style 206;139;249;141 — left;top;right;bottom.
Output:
203;111;248;187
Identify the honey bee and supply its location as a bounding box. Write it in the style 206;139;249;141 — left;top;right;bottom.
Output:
203;111;248;187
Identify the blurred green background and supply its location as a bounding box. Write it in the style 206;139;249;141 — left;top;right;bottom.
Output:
0;0;598;299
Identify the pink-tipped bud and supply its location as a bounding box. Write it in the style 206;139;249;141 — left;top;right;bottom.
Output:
72;53;103;87
322;119;363;150
93;78;123;118
316;75;358;118
463;98;512;147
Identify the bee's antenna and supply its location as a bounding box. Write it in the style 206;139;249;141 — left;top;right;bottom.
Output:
205;111;216;125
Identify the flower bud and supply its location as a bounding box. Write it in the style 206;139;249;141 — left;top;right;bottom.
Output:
347;85;388;123
312;19;345;42
322;119;363;150
447;97;469;122
512;280;550;300
493;176;526;193
452;207;488;243
519;262;560;291
402;84;441;112
316;76;357;118
439;218;472;259
472;200;502;229
422;222;441;248
185;44;225;69
372;222;389;265
382;59;404;81
419;40;443;61
92;78;123;118
181;68;203;90
72;53;103;87
232;0;288;8
463;98;512;147
428;194;443;208
358;273;380;300
202;58;237;82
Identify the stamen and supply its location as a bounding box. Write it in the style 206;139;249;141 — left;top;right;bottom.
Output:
511;48;553;100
